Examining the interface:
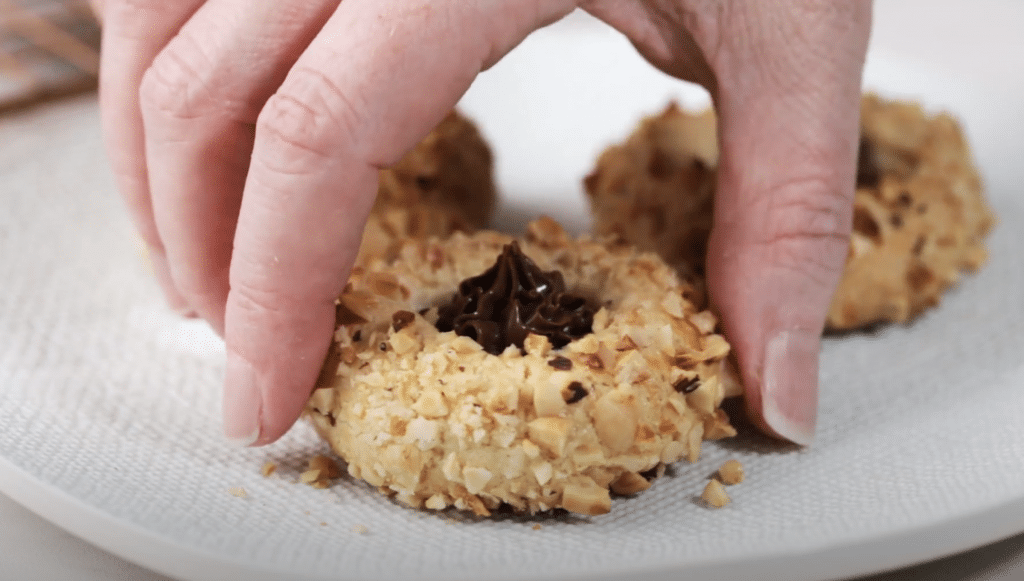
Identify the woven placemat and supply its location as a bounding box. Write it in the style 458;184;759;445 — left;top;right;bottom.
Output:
0;0;99;113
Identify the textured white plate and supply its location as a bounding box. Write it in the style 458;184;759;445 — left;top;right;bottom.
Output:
2;14;1024;581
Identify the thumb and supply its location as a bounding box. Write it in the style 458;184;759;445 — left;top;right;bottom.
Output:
705;3;871;445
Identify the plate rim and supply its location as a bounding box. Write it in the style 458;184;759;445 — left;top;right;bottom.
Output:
4;453;1024;581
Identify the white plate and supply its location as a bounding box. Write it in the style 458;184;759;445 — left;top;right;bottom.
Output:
2;13;1024;581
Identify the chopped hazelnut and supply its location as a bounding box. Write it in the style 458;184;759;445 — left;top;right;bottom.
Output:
701;479;730;508
717;459;745;485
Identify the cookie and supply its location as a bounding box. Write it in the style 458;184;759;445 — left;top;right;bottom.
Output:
583;96;995;329
307;218;740;516
357;110;497;266
583;103;717;307
830;94;995;328
357;203;473;268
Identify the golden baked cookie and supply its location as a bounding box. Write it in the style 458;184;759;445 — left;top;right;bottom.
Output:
357;110;497;266
583;103;717;307
830;94;995;328
583;96;995;330
308;218;740;516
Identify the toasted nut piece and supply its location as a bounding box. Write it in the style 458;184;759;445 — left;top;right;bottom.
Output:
614;335;638;351
463;466;494;494
389;331;418;354
532;461;553;485
704;409;738;440
466;494;491;517
701;479;730;508
562;481;612;515
527;417;573;457
309;455;342;479
523;333;551;356
534;373;568;417
364;272;406;300
688;310;717;334
717;459;745;485
412;389;449;418
610;471;652;495
521;439;541;459
525;216;570;248
300;469;322;484
594;391;638;454
260;462;277;477
424;494;449;510
700;334;730;359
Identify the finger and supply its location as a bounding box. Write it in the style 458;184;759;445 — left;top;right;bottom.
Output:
581;0;716;90
224;0;579;446
704;2;871;445
139;0;341;336
97;0;204;313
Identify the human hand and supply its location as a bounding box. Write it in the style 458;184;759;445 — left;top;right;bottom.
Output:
92;0;869;446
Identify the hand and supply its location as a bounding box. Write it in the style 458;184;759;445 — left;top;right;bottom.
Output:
92;0;870;446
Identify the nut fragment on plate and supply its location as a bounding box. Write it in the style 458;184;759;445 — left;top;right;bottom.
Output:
300;455;343;489
307;218;741;517
583;95;996;329
701;479;730;508
717;459;745;485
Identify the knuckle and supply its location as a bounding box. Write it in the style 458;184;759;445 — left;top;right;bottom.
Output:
762;176;852;243
255;67;364;175
750;176;853;285
229;280;290;323
139;35;216;122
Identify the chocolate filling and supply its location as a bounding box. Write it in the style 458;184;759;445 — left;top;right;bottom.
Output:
856;136;881;188
435;242;595;355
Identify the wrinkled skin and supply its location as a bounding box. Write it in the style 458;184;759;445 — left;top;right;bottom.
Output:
89;0;871;446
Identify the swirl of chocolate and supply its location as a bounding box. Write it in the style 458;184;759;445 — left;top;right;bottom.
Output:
435;242;595;354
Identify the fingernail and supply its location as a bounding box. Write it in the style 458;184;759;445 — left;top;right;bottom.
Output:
223;354;262;447
761;329;820;446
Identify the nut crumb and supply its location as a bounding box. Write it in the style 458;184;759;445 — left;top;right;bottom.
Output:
532;524;542;531
352;524;369;534
261;462;277;477
300;469;322;484
717;459;745;485
228;487;247;498
308;455;342;479
701;479;729;508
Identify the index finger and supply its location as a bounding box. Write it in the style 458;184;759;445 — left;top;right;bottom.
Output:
223;0;579;446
